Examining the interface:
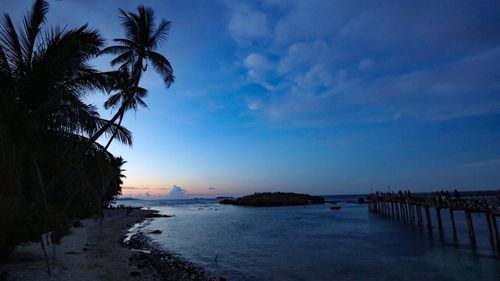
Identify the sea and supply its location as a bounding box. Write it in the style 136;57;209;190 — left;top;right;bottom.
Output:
117;195;500;281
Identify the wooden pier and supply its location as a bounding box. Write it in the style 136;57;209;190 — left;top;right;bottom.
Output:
367;192;500;250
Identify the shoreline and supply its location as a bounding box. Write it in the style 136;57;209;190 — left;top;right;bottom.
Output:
125;213;222;281
126;231;220;281
0;208;222;281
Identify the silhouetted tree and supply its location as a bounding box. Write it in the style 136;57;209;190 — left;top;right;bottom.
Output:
0;0;133;259
102;68;148;150
90;5;175;148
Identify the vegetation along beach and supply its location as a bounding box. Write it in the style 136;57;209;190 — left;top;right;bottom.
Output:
1;0;500;280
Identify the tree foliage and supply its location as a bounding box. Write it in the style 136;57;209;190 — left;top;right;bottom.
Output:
95;5;175;150
219;192;326;206
0;0;172;260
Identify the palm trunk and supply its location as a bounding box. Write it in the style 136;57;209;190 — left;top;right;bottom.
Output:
87;106;125;146
103;113;124;151
87;57;143;147
91;58;144;221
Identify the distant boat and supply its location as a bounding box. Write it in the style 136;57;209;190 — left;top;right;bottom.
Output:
330;204;341;210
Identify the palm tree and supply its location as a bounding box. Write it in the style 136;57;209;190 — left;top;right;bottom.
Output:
89;5;175;146
0;0;132;259
102;68;148;150
0;1;132;146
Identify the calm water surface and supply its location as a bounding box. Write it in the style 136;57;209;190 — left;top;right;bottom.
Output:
121;198;500;281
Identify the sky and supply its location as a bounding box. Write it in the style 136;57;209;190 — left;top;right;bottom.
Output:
3;0;500;198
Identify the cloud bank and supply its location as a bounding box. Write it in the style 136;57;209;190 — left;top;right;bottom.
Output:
161;185;191;199
221;0;500;126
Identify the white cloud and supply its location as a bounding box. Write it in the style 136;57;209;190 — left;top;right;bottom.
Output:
294;64;335;91
358;59;374;70
244;53;274;89
278;40;333;74
162;185;191;199
245;53;272;73
273;0;346;44
226;2;270;41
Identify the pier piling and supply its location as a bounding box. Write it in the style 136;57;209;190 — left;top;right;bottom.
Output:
486;213;494;245
449;209;457;239
367;191;499;251
417;205;423;225
491;213;499;250
436;208;443;233
425;206;432;230
465;211;476;245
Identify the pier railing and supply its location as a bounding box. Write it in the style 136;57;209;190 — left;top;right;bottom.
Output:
366;193;500;250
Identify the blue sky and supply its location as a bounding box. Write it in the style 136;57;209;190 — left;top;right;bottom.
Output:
4;0;500;197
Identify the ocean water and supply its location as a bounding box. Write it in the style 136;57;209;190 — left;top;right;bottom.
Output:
120;197;500;281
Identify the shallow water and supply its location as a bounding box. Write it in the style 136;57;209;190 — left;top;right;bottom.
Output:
120;198;500;281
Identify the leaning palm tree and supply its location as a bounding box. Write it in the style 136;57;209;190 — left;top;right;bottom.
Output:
89;5;175;146
102;68;148;150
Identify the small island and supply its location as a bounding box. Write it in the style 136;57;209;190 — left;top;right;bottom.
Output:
117;197;139;200
219;192;325;206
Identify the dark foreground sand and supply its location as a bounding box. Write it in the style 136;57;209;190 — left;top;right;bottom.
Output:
0;209;220;281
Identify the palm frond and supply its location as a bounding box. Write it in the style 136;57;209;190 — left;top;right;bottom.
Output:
149;19;170;49
119;8;140;43
146;50;174;87
134;86;147;97
44;96;100;135
59;67;111;96
0;46;12;76
112;38;138;48
96;117;133;146
40;25;103;68
99;45;128;56
110;50;133;67
71;25;104;60
137;5;155;46
104;92;123;109
21;0;48;65
135;96;148;109
0;15;24;73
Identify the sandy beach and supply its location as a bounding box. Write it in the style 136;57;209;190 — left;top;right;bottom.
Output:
0;209;218;281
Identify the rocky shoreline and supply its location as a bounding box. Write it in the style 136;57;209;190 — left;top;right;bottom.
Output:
0;209;226;281
124;224;225;281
